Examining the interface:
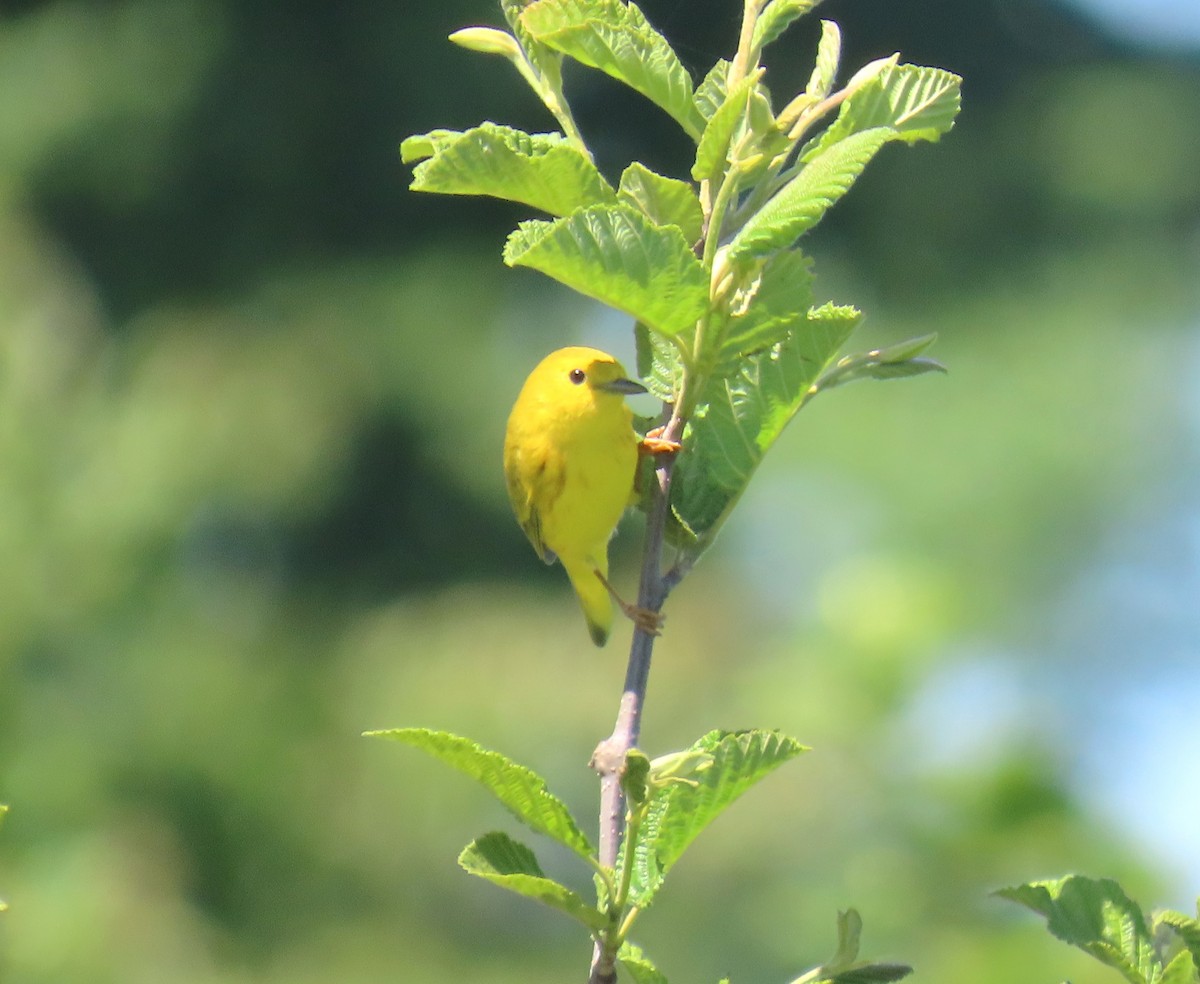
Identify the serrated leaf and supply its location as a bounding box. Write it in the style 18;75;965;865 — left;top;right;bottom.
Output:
619;942;670;984
504;204;708;336
366;728;594;858
814;333;945;392
1159;910;1200;970
805;63;962;161
752;0;821;51
807;19;841;98
459;832;608;931
501;0;566;87
671;302;861;544
634;321;682;401
1160;949;1197;984
403;124;616;217
996;876;1161;984
522;0;704;139
692;73;758;181
628;730;806;907
694;59;730;121
618;162;704;243
713;249;814;373
729;127;891;263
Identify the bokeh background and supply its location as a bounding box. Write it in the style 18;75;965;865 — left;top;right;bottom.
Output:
1;0;1198;982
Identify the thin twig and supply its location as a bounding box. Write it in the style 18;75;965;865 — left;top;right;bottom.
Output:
587;408;685;984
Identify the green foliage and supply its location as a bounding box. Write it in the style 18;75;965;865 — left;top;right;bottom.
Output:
520;0;706;139
402;124;616;216
365;728;594;857
503;204;709;335
998;876;1200;984
394;2;962;979
406;0;960;567
375;726;814;980
627;730;807;908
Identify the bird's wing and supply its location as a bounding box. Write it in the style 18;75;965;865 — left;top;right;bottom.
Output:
505;442;563;566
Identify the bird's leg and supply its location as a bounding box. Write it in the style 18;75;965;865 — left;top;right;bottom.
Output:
595;570;664;637
638;425;682;457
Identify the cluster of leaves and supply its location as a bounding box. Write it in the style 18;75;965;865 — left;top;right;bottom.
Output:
403;0;960;561
368;728;907;984
999;876;1200;984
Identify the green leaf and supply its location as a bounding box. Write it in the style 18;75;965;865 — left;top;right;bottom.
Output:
1159;910;1200;970
619;942;670;984
692;73;758;181
752;0;821;52
629;730;807;907
459;832;608;931
713;249;815;373
1160;950;1197;984
365;728;594;859
634;321;682;401
729;127;891;263
807;19;841;99
504;204;708;336
521;0;705;139
618;162;704;243
501;0;566;87
694;59;730;121
996;876;1161;984
671;302;861;545
402;124;616;217
813;333;945;392
805;63;962;161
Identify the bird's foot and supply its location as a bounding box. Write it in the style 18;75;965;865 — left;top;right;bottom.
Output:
639;425;682;457
596;571;664;637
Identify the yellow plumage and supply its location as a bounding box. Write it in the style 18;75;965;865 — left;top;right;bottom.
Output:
504;347;645;646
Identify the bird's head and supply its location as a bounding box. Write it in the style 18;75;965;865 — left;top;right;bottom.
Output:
536;346;647;405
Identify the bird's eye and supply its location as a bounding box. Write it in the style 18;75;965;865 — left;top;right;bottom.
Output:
569;368;586;384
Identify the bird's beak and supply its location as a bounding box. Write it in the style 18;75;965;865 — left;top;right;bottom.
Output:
598;377;647;396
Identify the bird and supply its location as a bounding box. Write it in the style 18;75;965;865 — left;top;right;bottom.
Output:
503;346;658;646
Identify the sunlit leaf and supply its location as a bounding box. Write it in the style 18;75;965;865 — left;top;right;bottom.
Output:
619;942;670;984
752;0;821;52
694;59;730;121
814;333;945;392
807;19;841;99
1160;950;1197;984
403;124;616;216
805;63;962;161
1158;910;1200;971
505;204;708;336
628;730;806;907
692;74;758;181
618;162;704;243
521;0;704;139
729;127;891;263
713;249;814;373
996;876;1160;984
501;0;566;89
459;832;607;931
366;728;594;858
671;302;861;545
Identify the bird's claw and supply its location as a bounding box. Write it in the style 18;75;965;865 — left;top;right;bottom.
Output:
639;425;682;457
596;571;665;637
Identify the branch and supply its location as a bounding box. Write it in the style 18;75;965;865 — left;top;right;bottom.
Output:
587;405;686;984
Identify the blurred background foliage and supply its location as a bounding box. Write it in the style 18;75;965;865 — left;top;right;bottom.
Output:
1;0;1198;982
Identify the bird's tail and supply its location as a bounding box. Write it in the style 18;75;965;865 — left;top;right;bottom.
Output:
563;555;612;647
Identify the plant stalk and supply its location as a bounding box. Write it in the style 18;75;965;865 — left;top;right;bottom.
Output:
587;406;686;984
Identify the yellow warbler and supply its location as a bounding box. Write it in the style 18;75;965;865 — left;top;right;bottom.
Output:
503;347;647;646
